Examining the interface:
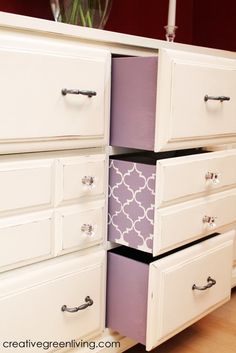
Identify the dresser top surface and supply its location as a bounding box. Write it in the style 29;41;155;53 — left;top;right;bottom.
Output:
0;11;236;58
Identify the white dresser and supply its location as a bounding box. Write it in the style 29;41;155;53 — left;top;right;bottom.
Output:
0;12;110;353
0;11;235;353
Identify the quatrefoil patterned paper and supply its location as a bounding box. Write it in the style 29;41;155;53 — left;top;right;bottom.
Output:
108;159;155;253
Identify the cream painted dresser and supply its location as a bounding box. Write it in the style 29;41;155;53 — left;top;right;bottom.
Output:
0;11;235;353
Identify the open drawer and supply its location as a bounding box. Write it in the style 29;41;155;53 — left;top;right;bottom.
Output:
110;50;236;152
108;149;236;255
106;231;235;351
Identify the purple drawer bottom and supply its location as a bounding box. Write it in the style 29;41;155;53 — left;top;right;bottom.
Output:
106;249;149;344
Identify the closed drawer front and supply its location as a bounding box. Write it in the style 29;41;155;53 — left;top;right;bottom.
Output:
0;39;110;143
0;211;53;272
155;188;236;254
0;150;107;270
57;199;105;254
107;232;234;351
156;149;236;206
0;250;105;351
110;51;236;152
0;158;54;214
156;49;236;151
109;149;236;208
57;153;106;205
0;150;106;213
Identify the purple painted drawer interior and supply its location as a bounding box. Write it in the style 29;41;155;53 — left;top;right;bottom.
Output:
108;158;156;253
106;249;149;344
110;56;158;151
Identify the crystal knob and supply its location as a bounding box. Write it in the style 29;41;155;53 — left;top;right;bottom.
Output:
82;176;95;188
202;215;217;228
81;224;95;236
205;172;220;185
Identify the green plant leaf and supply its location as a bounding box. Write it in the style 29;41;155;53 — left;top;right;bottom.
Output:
69;0;81;24
78;3;87;26
58;0;66;21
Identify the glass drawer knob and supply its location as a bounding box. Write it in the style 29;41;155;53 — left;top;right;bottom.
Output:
202;215;217;228
82;176;95;188
205;172;220;185
81;224;94;236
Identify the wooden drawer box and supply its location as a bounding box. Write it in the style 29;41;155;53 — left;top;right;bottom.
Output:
108;151;236;255
106;232;234;351
110;50;236;152
0;250;105;348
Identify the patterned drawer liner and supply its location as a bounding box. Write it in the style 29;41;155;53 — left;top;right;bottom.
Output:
108;158;156;253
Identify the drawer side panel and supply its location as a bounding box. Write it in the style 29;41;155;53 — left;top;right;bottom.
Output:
108;159;155;253
106;252;149;344
110;57;157;150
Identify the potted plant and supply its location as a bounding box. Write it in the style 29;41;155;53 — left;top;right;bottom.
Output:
50;0;113;28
